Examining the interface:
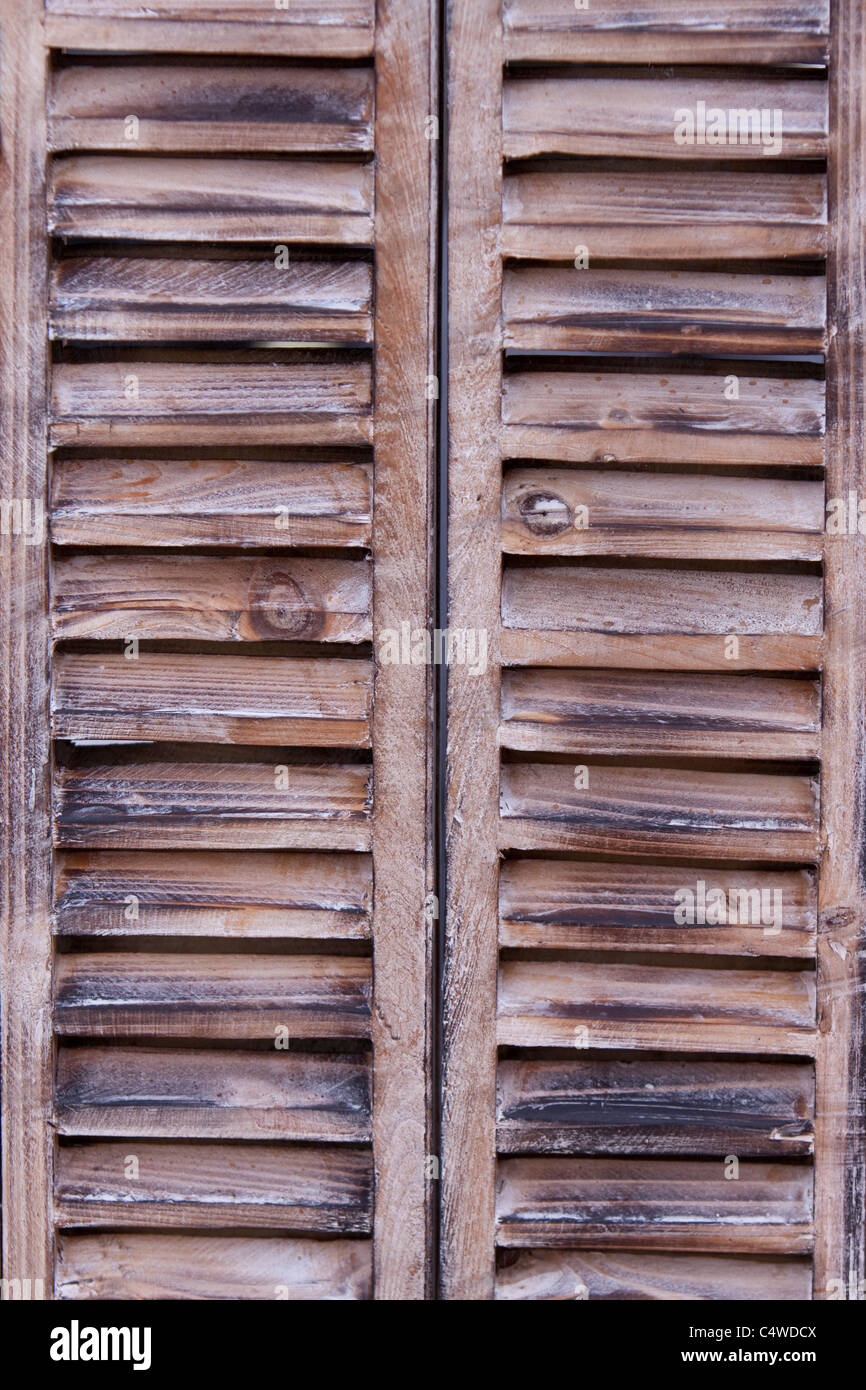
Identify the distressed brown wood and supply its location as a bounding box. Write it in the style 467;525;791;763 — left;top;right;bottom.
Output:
501;629;822;673
499;859;817;959
46;1;376;59
502;468;823;563
496;1157;813;1252
50;157;375;245
503;0;830;64
48;63;375;154
503;169;827;263
53;850;373;939
57;1232;373;1301
495;1249;813;1301
50;256;374;344
56;1048;372;1142
55;954;372;1040
55;1140;373;1232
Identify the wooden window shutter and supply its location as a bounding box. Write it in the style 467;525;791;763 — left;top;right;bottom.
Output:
443;0;865;1301
1;0;436;1299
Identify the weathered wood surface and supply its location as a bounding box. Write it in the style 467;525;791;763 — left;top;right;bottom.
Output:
497;959;817;1055
501;629;822;673
502;368;825;466
50;256;374;344
57;1232;373;1300
499;859;816;958
48;63;375;153
502;0;829;64
502;468;823;562
50;157;375;245
57;1047;372;1142
504;267;826;356
497;1058;815;1156
55;954;372;1039
55;1140;374;1231
495;1249;813;1301
46;1;376;58
504;76;828;161
496;1158;814;1251
51;454;373;550
54;750;372;851
500;761;820;861
52;554;371;643
503;169;827;262
50;352;373;447
500;668;820;759
53;652;374;748
53;849;372;939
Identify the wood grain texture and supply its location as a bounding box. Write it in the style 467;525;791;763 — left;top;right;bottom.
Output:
497;1058;815;1157
814;0;866;1302
504;267;826;356
502;468;823;562
50;454;372;550
46;1;376;59
52;554;371;643
496;1250;812;1301
499;859;816;959
500;761;820;861
50;156;374;245
496;1157;813;1252
48;63;374;154
502;168;827;262
501;629;822;673
503;0;829;64
52;652;373;748
500;668;820;759
55;954;372;1040
57;1232;373;1300
441;0;503;1301
503;75;828;161
57;1047;371;1142
498;959;816;1055
55;1140;373;1232
50;256;374;344
502;368;825;466
0;0;53;1293
54;749;372;851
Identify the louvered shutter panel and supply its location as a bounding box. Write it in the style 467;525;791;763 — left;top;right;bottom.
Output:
443;0;864;1300
1;0;435;1300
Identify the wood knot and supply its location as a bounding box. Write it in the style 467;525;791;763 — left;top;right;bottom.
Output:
247;567;325;639
517;491;573;536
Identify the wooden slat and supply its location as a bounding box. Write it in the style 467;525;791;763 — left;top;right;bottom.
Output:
500;668;821;759
57;1048;371;1141
53;849;372;939
496;1250;813;1301
501;630;822;673
54;750;372;851
48;63;374;154
502;369;825;466
499;761;820;861
55;954;372;1039
50;352;373;448
503;0;830;64
55;1140;373;1232
503;76;828;161
503;168;827;262
50;454;372;550
499;859;816;958
57;1232;373;1300
53;652;373;748
502;565;823;639
50;157;374;246
504;267;826;356
502;468;823;563
52;554;371;643
498;959;816;1055
50;256;373;344
496;1157;813;1252
497;1058;815;1157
